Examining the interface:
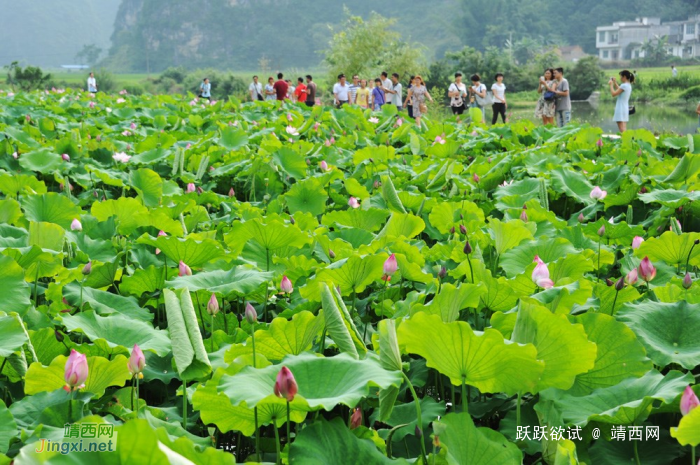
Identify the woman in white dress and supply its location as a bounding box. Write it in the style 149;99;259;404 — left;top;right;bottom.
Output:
609;70;635;133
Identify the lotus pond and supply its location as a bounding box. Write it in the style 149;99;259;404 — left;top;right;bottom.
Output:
0;89;700;465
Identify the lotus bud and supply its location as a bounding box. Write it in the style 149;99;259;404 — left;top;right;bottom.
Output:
280;275;293;294
639;186;648;194
186;183;196;193
320;160;329;171
632;236;644;249
596;139;603;148
348;197;360;208
578;213;585;223
350;407;362;429
415;425;423;438
681;386;700;416
64;349;88;391
178;260;192;277
155;230;167;255
383;254;398;276
274;366;298;402
589;186;607;201
82;261;92;275
62;153;70;162
472;173;480;183
615;276;625;291
12;151;18;159
638;256;656;283
55;329;64;343
459;224;467;235
532;261;554;289
683;272;693;290
245;302;257;324
449;226;455;234
70;218;82;231
228;187;235;197
520;209;528;222
605;278;614;287
196;186;203;195
597;225;606;237
329;249;336;259
289;215;295;225
128;344;146;375
464;241;472;255
207;293;219;315
438;266;447;279
626;268;638;285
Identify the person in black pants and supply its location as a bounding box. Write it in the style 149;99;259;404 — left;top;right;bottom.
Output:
407;75;415;118
491;73;507;124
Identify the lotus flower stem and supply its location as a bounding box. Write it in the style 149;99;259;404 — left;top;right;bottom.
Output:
286;400;291;446
182;383;187;429
461;380;468;412
131;377;135;411
135;375;140;418
692;446;695;465
210;312;215;352
466;254;474;284
33;267;40;307
251;330;261;462
516;392;521;428
274;420;282;465
633;432;640;465
686;242;698;274
401;372;428;464
194;292;205;333
611;289;619;316
79;278;85;310
597;237;602;281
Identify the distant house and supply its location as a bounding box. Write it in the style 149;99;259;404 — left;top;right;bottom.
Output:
555;46;587;62
60;65;90;70
596;15;700;61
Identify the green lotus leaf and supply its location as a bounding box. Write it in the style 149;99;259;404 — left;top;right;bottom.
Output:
549;168;596;206
377;212;425;239
638;189;700;208
592;282;640;316
664;152;700;183
217;352;402;411
0;256;32;313
511;303;597;392
130;168;163;207
352;145;396;165
590;427;684;465
18;148;62;173
500;237;577;278
0;198;22;225
284;177;328;216
374;397;445;442
163;288;211;381
27;221;65;251
303;253;387;300
410;283;485;323
61;311;171;356
488;218;535;255
635;231;700;267
120;266;165;297
290;417;408;465
493;178;542;210
0;313;28;358
21;193;81;229
0;400;16;455
272;147;307;180
584;219;645;246
567;313;652;396
536;370;693;427
242;217;310;251
25;354;131;398
322;208;390;232
671;403;700;446
433;412;522;465
63;283;151;322
138;235;224;268
219;126;248;150
398;313;544;394
376;319;403;372
320;283;366;359
427;200;485;235
617;300;700;369
166;266;273;298
92;197;151;235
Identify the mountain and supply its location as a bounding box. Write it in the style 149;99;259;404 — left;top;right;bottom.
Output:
0;0;121;68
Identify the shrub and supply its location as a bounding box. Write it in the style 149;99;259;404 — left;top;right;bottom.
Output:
5;62;52;91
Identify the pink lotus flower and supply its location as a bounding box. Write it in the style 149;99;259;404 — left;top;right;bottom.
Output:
128;344;146;375
186;183;196;194
520;210;528;222
274;366;298;402
82;261;92;275
473;173;480;183
285;126;299;136
129;122;137;130
207;293;219;315
384;254;398;276
62;153;70;162
350;407;362;429
121;130;131;137
178;260;192;277
532;261;554;289
638;257;656;283
228;187;235;197
313;122;320;130
368;117;379;124
320;160;329;172
681;386;700;416
596;139;603;148
348;197;360;208
396;118;403;127
105;107;112;113
287;113;293;121
245;302;257;324
64;349;88;391
116;98;126;104
119;90;128;95
590;187;607;201
683;272;693;290
632;236;644;249
113;152;131;163
70;218;82;231
88;101;96;108
324;139;331;147
189;100;197;106
12;152;18;159
625;268;638;285
280;275;293;294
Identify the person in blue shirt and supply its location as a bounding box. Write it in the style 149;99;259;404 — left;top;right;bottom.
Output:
199;78;211;100
371;78;385;110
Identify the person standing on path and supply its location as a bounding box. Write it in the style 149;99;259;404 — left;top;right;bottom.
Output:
371;78;385;110
356;79;370;109
249;76;263;102
273;73;289;102
491;73;506;124
404;75;432;127
87;72;97;93
199;78;211;100
448;72;467;116
385;73;403;112
333;74;351;108
469;74;487;123
381;72;392;97
265;77;276;101
610;70;634;133
672;65;678;78
553;68;571;127
534;68;557;126
293;77;307;104
349;75;360;105
304;75;317;107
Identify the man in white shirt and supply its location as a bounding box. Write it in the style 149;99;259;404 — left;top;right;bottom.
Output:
385;73;402;112
87;72;97;93
381;72;392;97
348;75;359;105
333;74;351;108
249;75;263;102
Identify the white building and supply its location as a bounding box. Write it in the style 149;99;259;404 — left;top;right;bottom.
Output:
596;15;700;61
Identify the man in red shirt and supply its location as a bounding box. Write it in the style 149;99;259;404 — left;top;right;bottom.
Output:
293;77;307;104
272;72;289;101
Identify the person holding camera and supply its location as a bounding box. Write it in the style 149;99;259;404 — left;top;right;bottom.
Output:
534;69;557;126
609;70;635;133
448;72;468;116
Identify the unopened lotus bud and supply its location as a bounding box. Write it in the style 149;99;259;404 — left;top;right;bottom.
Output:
464;241;472;255
459;224;467;235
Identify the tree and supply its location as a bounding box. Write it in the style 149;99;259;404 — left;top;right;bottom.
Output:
322;10;428;87
75;44;103;66
566;56;605;100
640;36;671;65
4;61;52;92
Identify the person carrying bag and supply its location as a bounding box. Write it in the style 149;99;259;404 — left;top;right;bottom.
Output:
448;72;467;116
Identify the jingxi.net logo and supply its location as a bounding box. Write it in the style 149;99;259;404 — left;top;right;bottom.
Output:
34;423;118;455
